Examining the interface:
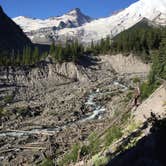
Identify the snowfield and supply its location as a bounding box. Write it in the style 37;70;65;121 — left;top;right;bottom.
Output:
13;0;166;43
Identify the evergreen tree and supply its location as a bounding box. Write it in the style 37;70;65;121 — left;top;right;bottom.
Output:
158;35;166;79
33;47;39;64
57;44;64;62
91;40;95;52
49;42;56;56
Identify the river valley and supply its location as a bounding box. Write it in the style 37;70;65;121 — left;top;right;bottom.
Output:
0;55;149;165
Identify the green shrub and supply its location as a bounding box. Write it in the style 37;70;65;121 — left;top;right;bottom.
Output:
88;132;100;155
133;77;141;84
124;91;133;102
4;95;13;103
58;143;80;166
0;108;4;117
92;155;109;166
121;112;131;125
80;132;101;158
125;121;140;134
140;81;160;100
0;108;9;117
80;144;89;156
40;158;54;166
105;125;123;147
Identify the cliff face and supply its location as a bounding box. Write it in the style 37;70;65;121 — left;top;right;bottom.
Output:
0;62;89;101
101;54;150;76
0;6;31;52
0;62;88;86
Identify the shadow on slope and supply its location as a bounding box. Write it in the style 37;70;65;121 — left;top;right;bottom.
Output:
107;116;166;166
77;55;99;68
0;6;32;52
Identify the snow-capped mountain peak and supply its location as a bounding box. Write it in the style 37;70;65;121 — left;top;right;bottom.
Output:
140;0;166;12
13;8;92;32
67;8;81;15
13;0;166;44
64;0;166;43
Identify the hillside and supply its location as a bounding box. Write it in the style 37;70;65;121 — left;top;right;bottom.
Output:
73;84;166;166
0;53;151;165
0;6;31;52
107;84;166;166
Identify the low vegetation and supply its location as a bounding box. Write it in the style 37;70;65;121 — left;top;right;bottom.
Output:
0;107;5;117
92;154;109;166
105;125;123;147
58;143;80;166
40;158;54;166
3;94;14;104
57;112;133;166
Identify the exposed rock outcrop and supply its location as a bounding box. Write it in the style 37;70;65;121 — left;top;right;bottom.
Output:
0;62;89;86
101;54;150;76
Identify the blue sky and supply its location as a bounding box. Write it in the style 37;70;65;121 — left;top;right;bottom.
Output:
0;0;138;19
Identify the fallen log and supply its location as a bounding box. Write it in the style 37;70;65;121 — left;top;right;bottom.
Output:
19;146;46;150
0;148;20;154
0;129;57;136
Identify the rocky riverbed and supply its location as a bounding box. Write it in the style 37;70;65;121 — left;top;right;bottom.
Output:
0;55;149;165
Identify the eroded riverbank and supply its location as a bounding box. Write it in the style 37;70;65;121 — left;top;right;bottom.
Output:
0;54;149;165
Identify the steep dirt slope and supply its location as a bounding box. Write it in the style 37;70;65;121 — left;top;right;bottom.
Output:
134;84;166;123
101;54;150;76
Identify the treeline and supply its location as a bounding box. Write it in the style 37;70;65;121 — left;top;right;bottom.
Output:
49;40;84;63
0;40;84;66
86;25;165;62
0;46;48;66
111;27;164;61
86;36;111;55
0;24;166;66
141;34;166;99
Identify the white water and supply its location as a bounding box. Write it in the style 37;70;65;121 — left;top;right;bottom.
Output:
0;81;128;137
82;89;106;121
113;81;128;91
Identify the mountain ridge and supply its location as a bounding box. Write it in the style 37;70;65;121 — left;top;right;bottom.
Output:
13;0;166;44
13;8;92;32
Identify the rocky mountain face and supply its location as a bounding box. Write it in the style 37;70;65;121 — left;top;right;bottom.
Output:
0;6;31;52
13;0;166;44
13;8;93;44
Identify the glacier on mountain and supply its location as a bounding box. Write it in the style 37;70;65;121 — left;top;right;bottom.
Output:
13;0;166;44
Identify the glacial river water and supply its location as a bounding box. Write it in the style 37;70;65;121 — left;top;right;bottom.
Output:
0;81;128;137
